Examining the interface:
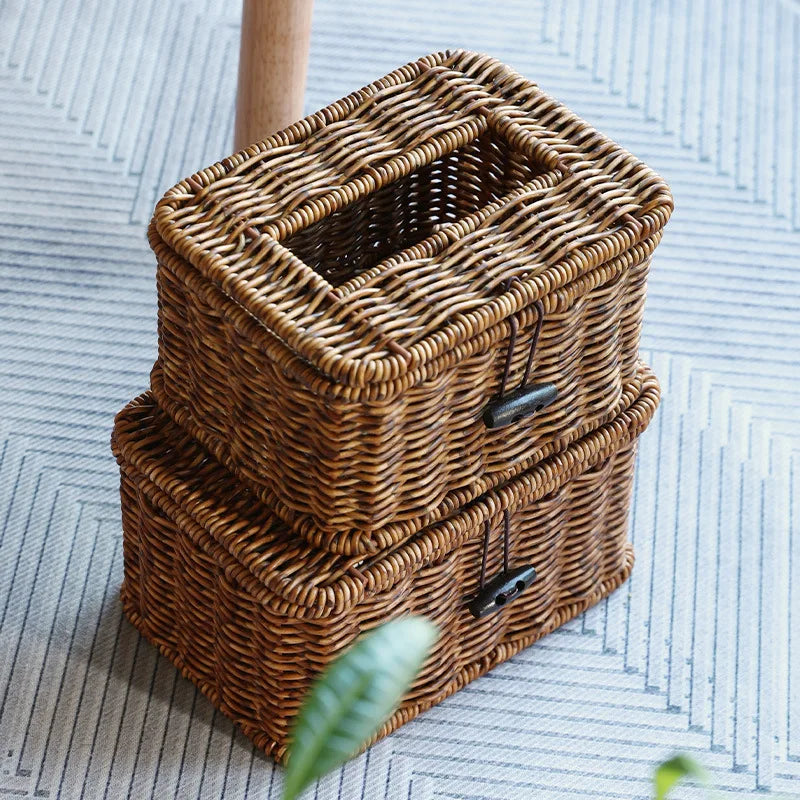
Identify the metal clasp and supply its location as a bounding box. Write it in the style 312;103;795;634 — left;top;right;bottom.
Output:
468;509;537;619
468;565;537;618
483;298;557;429
483;382;558;429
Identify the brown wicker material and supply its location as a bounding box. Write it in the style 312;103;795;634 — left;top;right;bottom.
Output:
151;358;650;553
114;366;659;763
150;50;672;553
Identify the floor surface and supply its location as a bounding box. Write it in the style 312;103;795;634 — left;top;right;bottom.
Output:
1;1;799;797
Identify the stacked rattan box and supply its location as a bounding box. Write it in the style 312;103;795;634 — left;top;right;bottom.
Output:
113;50;672;761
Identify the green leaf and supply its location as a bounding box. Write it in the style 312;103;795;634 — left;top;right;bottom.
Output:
282;616;438;800
654;754;709;800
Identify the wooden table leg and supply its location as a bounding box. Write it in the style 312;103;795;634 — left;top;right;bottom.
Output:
234;0;314;152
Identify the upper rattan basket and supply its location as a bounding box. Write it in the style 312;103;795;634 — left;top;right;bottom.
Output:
151;49;672;553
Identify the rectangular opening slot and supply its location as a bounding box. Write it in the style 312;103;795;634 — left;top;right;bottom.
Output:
280;128;551;288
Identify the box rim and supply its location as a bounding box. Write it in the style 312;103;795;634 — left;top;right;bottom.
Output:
149;220;663;404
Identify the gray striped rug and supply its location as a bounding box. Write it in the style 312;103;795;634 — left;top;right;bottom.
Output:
1;1;798;797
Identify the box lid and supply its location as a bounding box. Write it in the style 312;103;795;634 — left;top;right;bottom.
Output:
153;50;672;390
112;367;659;618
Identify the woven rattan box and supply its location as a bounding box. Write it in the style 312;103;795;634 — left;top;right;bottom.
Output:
150;50;672;555
113;366;659;762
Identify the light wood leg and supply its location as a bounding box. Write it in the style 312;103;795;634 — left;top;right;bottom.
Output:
234;0;314;152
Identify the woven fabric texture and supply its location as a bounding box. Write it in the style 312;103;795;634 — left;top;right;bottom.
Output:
0;1;798;798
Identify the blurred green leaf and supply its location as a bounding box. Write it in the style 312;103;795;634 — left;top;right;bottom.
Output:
654;754;709;799
282;616;438;800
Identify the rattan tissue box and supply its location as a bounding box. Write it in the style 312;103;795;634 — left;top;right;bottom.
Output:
149;50;672;554
113;368;658;763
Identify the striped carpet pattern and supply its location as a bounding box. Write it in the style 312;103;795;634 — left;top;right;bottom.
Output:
0;1;798;797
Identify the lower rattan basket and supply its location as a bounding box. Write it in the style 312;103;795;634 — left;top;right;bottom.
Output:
113;366;658;762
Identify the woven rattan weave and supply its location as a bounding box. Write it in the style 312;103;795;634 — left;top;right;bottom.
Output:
114;366;659;762
150;50;672;551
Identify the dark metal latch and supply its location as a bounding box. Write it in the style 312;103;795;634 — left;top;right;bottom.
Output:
482;382;557;429
468;564;537;618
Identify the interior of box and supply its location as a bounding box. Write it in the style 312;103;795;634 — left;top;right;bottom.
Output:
281;128;550;288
